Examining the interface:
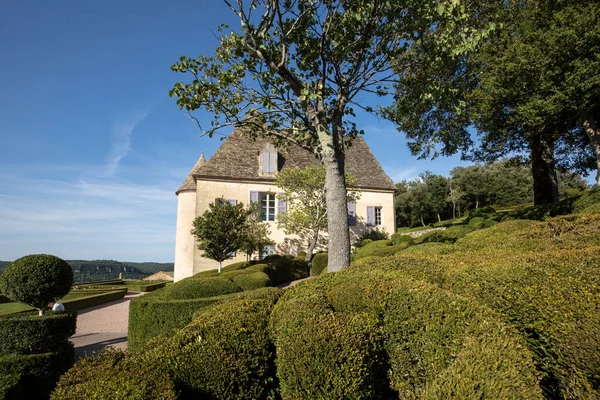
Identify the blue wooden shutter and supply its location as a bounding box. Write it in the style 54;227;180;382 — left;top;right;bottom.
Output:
366;206;375;226
227;199;237;206
347;201;356;226
269;152;277;172
278;194;287;214
250;191;259;203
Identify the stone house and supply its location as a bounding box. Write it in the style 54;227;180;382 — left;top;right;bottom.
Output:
174;128;395;281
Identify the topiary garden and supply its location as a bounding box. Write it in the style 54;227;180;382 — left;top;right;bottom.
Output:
52;189;600;399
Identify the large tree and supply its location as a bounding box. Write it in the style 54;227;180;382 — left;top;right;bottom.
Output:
169;0;466;272
384;0;600;204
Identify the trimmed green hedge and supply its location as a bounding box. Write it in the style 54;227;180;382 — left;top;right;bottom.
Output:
0;312;76;355
390;233;414;246
154;277;241;300
269;269;541;399
232;271;271;291
51;348;176;400
0;343;74;400
62;289;126;311
124;281;167;292
311;252;328;276
136;289;282;399
384;282;541;399
352;240;407;261
370;214;600;397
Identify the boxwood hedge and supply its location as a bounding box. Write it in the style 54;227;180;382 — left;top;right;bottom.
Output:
51;348;176;400
0;312;76;355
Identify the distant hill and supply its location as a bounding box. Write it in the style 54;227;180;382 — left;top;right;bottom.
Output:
0;259;174;283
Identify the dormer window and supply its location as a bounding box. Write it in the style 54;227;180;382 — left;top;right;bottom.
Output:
260;150;277;173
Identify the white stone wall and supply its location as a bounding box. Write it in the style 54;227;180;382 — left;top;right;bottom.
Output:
173;190;197;281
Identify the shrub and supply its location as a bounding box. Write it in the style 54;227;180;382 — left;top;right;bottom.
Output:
376;215;600;397
51;348;176;400
0;254;73;314
232;271;271;291
128;287;283;351
390;233;414;246
384;282;541;399
480;218;498;228
354;228;389;247
0;343;74;400
155;276;241;300
0;312;76;355
468;216;485;227
141;292;282;400
311;253;328;276
352;241;406;261
296;251;307;259
468;205;497;220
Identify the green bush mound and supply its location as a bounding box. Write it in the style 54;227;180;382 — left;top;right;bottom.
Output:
468;216;485;227
467;205;497;220
390;233;414;246
310;252;328;276
137;290;282;400
270;268;541;399
51;348;176;400
62;289;127;311
0;312;76;355
352;240;407;261
384;283;541;399
154;276;241;300
232;271;271;291
370;214;600;397
1;343;74;400
508;187;600;220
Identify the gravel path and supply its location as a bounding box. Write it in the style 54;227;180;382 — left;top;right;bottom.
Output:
70;292;142;359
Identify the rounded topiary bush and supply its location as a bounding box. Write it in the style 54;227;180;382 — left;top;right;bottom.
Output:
391;233;414;246
0;254;73;315
311;253;328;276
156;276;241;300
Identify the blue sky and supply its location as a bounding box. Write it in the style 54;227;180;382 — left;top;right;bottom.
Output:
0;1;505;262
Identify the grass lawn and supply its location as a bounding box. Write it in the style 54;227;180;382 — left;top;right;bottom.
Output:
0;302;33;315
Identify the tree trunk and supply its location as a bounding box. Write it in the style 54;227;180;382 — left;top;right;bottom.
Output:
475;197;479;209
529;131;559;205
38;309;43;317
218;261;222;274
582;111;600;186
321;121;351;273
305;227;320;276
420;214;425;227
452;203;456;220
437;213;441;223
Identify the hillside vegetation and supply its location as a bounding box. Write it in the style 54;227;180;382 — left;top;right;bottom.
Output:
53;189;600;399
0;260;173;283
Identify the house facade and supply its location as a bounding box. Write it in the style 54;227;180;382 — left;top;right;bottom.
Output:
174;129;396;281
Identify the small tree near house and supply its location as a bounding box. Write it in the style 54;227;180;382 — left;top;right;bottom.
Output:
276;165;359;273
191;199;250;273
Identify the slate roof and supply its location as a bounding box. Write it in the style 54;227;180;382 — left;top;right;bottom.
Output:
176;153;206;194
178;128;395;193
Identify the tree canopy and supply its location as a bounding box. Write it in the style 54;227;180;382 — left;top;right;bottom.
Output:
384;0;600;203
191;200;250;273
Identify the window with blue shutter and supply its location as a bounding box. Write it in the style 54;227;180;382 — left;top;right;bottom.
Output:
347;201;357;226
227;199;237;206
250;191;259;203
